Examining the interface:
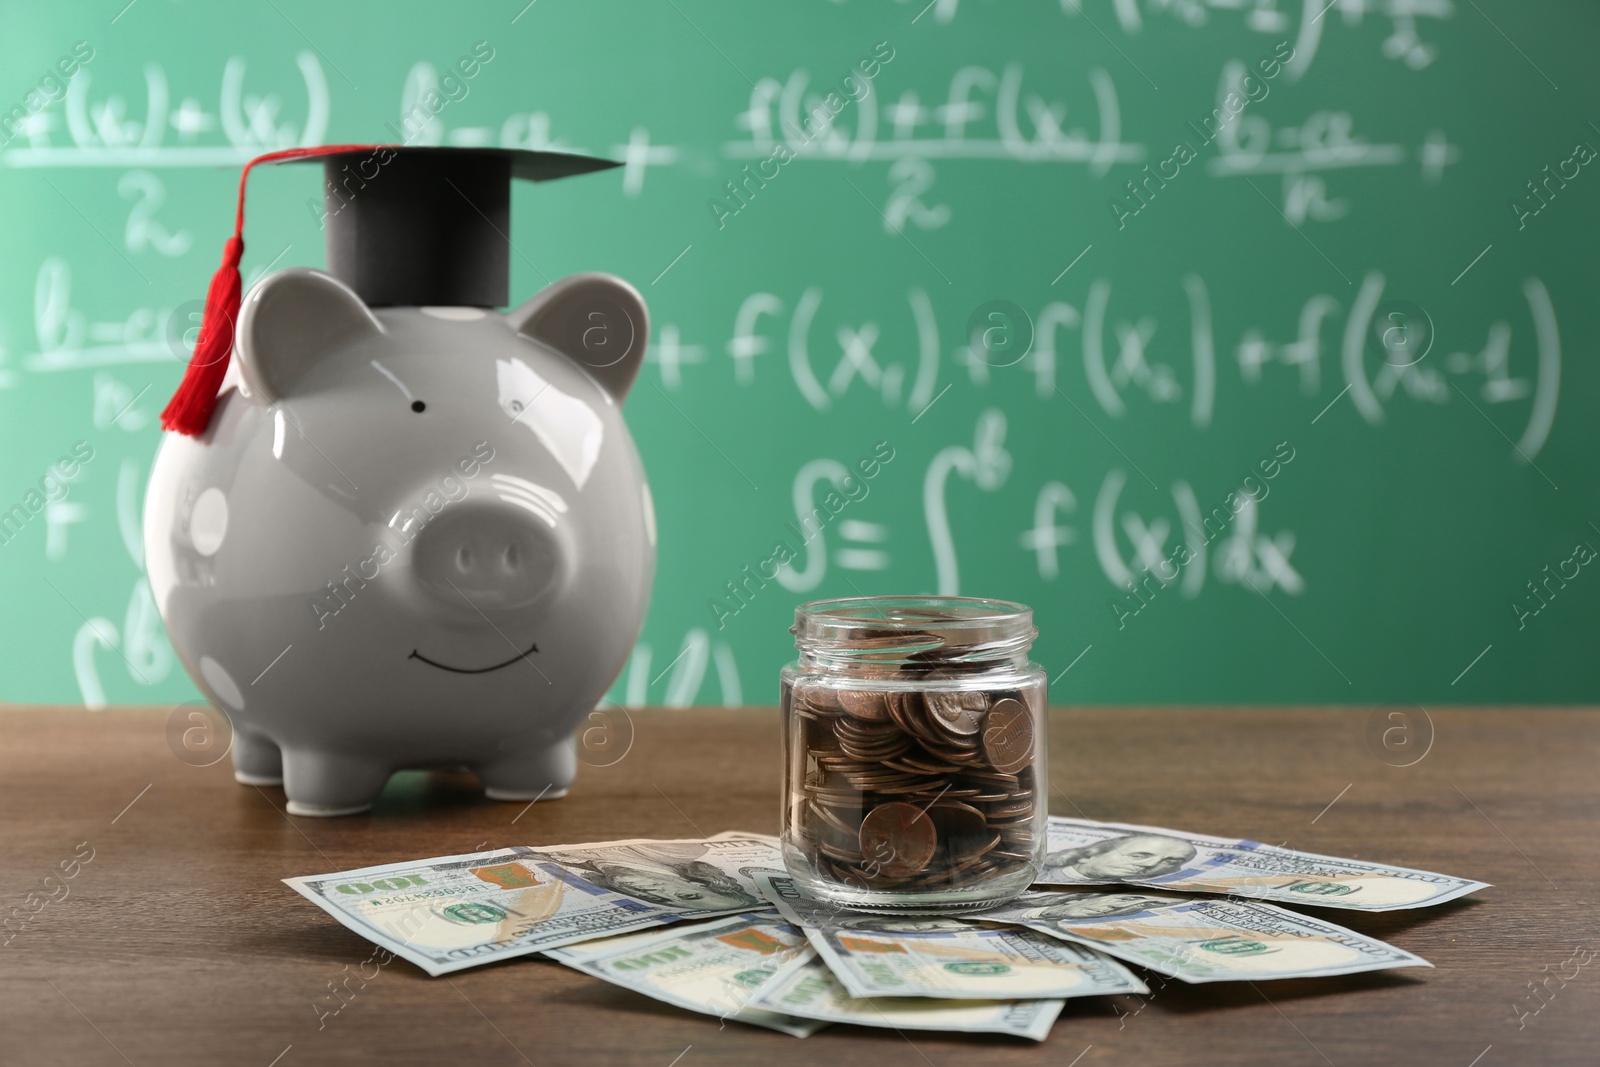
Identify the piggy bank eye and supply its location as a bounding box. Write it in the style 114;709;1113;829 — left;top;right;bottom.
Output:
411;400;426;413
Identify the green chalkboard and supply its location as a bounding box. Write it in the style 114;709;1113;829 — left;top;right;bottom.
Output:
1;0;1596;708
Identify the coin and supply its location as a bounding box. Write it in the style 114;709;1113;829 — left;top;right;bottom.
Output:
924;686;991;737
840;630;923;650
839;743;907;763
884;690;929;738
962;769;1021;786
857;801;939;878
984;800;1035;820
839;688;893;721
836;733;904;752
836;716;900;737
902;786;981;802
836;722;906;751
874;779;956;795
806;732;843;755
811;801;861;838
927;800;989;859
820;842;864;864
958;831;1002;862
794;681;847;713
980;698;1034;775
929;737;983;758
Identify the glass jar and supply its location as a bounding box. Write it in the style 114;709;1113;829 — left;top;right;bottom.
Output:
779;596;1047;910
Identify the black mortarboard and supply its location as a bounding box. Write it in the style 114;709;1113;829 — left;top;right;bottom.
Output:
161;144;620;436
314;147;619;308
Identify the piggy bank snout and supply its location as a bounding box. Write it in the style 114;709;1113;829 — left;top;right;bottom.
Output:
411;504;562;612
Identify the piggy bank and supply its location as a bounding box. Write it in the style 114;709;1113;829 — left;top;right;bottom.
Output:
144;267;655;815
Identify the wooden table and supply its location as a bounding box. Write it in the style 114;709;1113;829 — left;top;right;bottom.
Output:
2;706;1594;1066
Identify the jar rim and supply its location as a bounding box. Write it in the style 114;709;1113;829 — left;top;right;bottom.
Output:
792;598;1037;665
796;595;1031;629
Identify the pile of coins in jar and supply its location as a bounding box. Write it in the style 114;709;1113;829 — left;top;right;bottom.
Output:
786;660;1039;893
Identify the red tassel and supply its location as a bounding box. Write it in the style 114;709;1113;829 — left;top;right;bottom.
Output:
159;236;244;435
160;143;391;436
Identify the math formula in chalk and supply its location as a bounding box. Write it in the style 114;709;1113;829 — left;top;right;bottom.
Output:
649;274;1559;461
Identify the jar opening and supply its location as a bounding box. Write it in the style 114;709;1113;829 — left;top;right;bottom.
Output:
797;595;1030;628
792;596;1036;669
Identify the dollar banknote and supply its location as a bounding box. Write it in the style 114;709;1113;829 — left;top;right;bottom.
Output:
541;923;706;965
747;947;1064;1040
757;872;1147;1001
284;834;783;976
1040;816;1488;911
547;910;826;1037
974;890;1432;983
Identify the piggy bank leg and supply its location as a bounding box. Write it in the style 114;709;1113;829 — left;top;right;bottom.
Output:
478;736;576;802
282;749;392;817
232;730;284;786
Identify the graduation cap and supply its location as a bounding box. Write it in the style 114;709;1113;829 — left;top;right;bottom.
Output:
160;144;621;436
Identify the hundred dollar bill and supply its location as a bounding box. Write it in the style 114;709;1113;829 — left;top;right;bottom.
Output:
540;922;705;965
284;834;782;976
757;872;1147;1001
547;910;826;1037
747;947;1064;1040
974;890;1432;983
1040;816;1488;911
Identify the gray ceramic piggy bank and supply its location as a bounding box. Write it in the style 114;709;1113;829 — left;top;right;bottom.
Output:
144;267;654;815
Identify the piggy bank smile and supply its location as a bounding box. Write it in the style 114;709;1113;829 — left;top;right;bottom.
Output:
407;641;540;674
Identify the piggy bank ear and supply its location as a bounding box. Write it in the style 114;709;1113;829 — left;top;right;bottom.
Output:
508;273;650;403
235;267;384;404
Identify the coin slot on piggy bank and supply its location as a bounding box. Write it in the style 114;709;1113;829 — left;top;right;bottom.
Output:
779;596;1047;910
